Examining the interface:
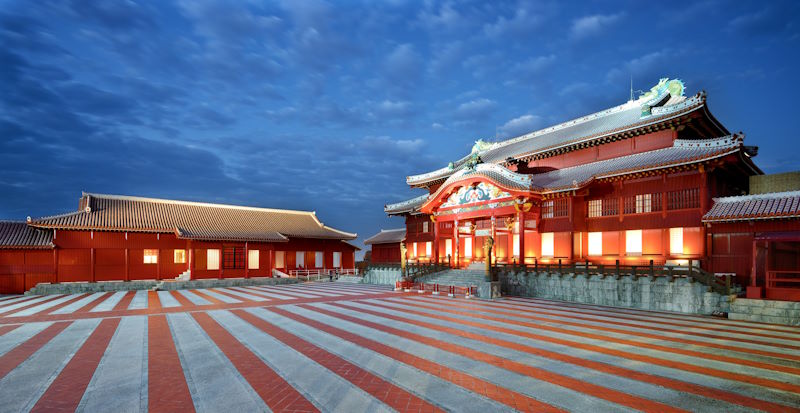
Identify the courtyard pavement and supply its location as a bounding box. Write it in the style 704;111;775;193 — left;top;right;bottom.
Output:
0;282;798;412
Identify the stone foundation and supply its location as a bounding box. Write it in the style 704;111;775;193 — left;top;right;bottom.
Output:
362;267;403;285
27;277;299;295
729;298;800;326
499;269;734;315
476;281;501;299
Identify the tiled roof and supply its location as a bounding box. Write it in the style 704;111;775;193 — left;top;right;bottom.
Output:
408;91;714;186
364;228;406;245
385;194;428;215
387;136;747;215
0;221;54;249
702;191;800;222
532;135;744;193
29;193;357;242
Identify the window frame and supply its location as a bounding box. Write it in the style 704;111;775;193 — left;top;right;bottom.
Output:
144;249;158;264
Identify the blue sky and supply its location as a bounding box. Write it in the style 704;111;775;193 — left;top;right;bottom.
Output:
2;0;799;256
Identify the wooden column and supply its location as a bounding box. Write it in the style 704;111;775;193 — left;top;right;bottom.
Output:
245;242;250;279
124;249;129;282
156;249;161;281
187;240;193;279
432;218;439;264
453;219;459;268
53;249;59;284
90;248;95;283
517;211;525;265
491;216;497;263
750;240;758;287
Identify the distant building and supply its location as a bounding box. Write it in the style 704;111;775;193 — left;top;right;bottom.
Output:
385;78;800;300
363;228;405;264
0;192;358;294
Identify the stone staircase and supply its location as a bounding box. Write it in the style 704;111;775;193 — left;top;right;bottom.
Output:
335;276;363;284
417;263;488;287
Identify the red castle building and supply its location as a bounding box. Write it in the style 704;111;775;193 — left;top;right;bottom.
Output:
385;78;800;300
0;193;358;294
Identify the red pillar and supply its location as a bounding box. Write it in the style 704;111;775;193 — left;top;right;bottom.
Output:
517;211;526;265
453;219;459;268
90;248;95;283
433;218;439;264
751;240;758;287
53;249;59;284
245;242;250;279
187;241;193;279
491;216;497;264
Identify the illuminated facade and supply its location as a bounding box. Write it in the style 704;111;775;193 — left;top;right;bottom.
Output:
385;78;800;298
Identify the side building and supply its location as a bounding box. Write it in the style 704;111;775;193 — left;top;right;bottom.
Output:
0;192;358;294
384;78;800;300
363;228;405;264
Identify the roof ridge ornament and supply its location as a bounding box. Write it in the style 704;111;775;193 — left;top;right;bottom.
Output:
640;78;685;117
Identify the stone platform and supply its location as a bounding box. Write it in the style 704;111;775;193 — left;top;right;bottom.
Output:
27;277;299;295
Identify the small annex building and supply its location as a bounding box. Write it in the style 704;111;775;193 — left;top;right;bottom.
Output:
363;228;405;264
0;192;358;294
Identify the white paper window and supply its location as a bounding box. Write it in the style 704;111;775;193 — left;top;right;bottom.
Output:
626;230;642;255
588;232;602;256
248;249;259;270
513;234;520;257
315;251;323;268
275;251;285;268
207;249;220;270
173;249;186;264
422;221;429;232
425;242;432;257
541;233;554;257
333;252;341;268
464;237;472;258
412;242;417;257
669;227;684;255
296;251;305;268
635;194;652;213
144;249;158;264
445;239;452;257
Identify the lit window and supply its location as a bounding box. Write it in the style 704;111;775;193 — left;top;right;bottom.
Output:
635;194;652;213
445;239;452;257
425;242;432;257
173;249;186;264
422;221;429;233
207;249;220;270
541;233;554;257
333;252;341;268
588;200;602;218
248;249;259;270
513;234;520;257
296;251;305;268
315;251;323;268
542;200;554;218
412;242;418;257
144;249;158;264
275;251;285;268
626;230;642;255
464;237;472;258
588;232;602;256
669;228;684;255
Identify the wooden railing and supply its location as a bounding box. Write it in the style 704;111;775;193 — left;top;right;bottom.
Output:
493;258;734;295
766;270;800;288
288;268;358;281
405;263;449;280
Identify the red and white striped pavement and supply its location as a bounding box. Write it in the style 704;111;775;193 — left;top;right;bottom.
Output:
0;282;798;412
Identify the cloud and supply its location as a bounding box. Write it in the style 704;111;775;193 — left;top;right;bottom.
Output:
605;51;674;85
483;5;544;37
513;54;556;79
374;100;415;118
454;98;497;120
498;114;543;138
570;13;623;39
383;43;423;86
727;6;796;36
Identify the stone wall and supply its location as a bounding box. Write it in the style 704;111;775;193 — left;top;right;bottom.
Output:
27;277;299;295
729;298;800;326
498;269;734;315
362;267;403;285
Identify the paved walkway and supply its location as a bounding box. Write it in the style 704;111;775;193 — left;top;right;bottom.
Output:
0;283;798;412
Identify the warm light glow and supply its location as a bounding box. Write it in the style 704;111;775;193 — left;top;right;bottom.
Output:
333;252;341;268
296;251;305;268
464;237;472;258
275;251;285;268
315;251;323;268
248;249;259;269
174;249;186;264
588;200;602;217
144;249;158;264
669;227;684;255
412;242;418;257
426;242;432;257
588;232;602;256
207;249;220;270
635;194;652;213
445;239;452;257
626;230;642;255
513;234;520;257
541;233;554;257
